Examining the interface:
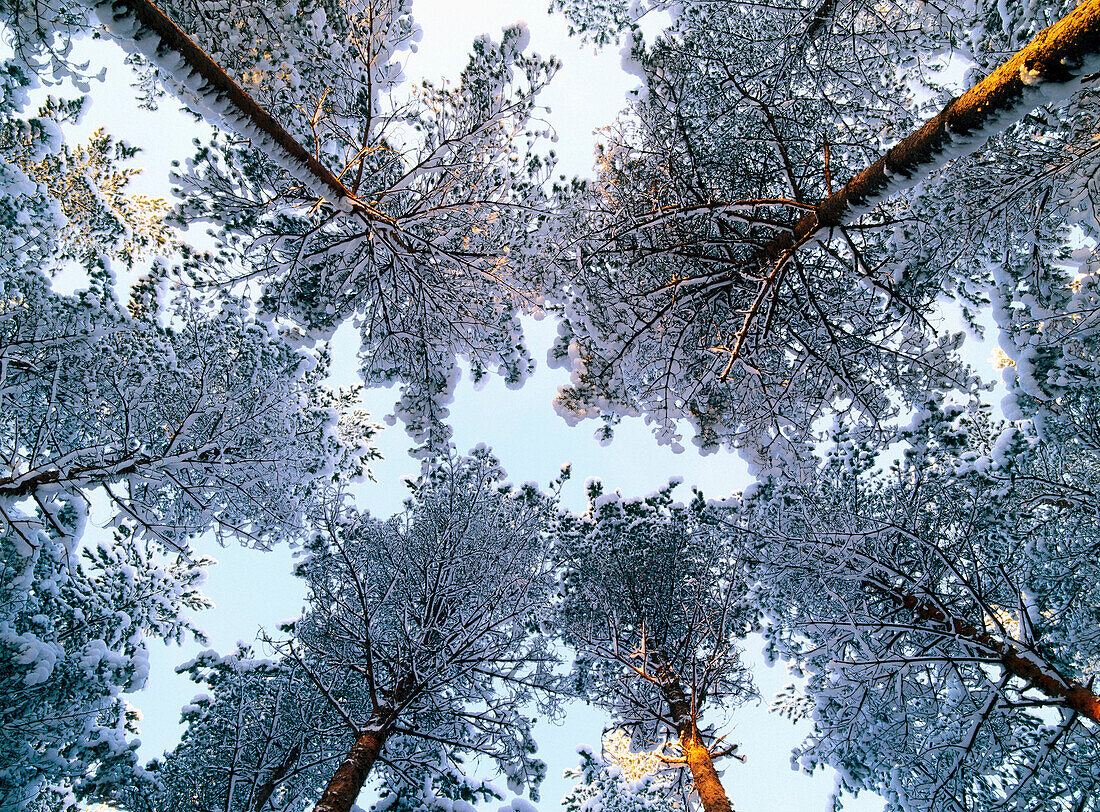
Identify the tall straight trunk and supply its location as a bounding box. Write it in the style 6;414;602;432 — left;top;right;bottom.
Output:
654;661;736;812
313;720;389;812
93;0;364;211
679;725;733;812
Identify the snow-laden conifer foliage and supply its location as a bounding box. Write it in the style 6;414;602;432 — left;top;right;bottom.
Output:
547;0;1100;465
551;481;755;812
561;738;680;812
90;0;562;455
0;522;211;810
2;0;1100;810
276;450;561;812
367;756;514;812
736;403;1100;810
131;646;339;812
3;277;368;552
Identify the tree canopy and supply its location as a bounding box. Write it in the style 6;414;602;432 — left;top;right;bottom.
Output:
2;0;1100;810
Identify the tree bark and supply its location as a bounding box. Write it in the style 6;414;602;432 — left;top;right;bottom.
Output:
653;660;736;812
313;722;389;812
251;742;301;812
679;725;733;812
748;0;1100;271
876;585;1100;725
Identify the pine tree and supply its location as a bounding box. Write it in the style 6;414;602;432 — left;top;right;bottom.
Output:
92;0;560;455
740;403;1100;810
552;481;755;812
546;0;1100;466
0;518;211;810
0;39;376;808
280;450;561;812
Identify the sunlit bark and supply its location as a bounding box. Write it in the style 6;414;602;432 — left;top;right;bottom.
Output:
880;586;1100;725
94;0;363;209
680;730;732;812
655;655;737;812
751;0;1100;272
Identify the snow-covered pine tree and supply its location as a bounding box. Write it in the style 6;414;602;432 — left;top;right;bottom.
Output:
738;402;1100;810
546;0;1100;465
0;40;378;808
91;0;560;455
131;646;340;812
551;481;755;812
0;517;211;811
279;449;561;812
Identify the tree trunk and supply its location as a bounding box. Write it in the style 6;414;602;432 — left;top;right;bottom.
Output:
679;725;733;812
92;0;364;211
252;742;301;812
877;585;1100;725
653;659;736;812
313;722;389;812
746;0;1100;273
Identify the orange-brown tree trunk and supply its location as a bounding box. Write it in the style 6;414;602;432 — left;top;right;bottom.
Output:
654;661;736;812
745;0;1100;272
313;722;389;812
95;0;363;210
680;726;733;812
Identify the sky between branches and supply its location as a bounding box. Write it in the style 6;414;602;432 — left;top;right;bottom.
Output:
51;0;1027;808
